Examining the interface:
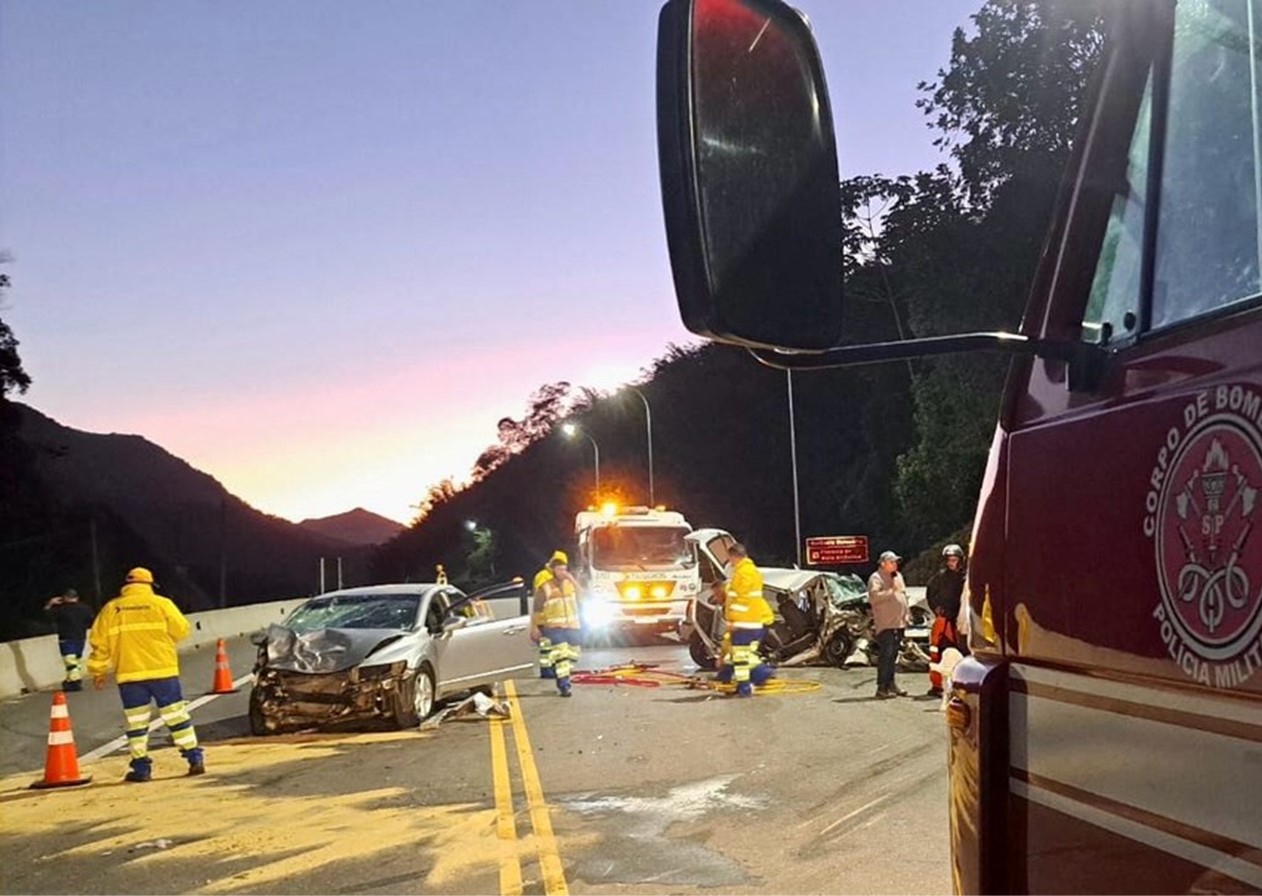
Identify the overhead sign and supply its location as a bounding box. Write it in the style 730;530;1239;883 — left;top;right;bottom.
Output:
805;535;869;566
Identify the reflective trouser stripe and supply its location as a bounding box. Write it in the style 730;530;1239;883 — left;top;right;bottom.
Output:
63;654;82;681
125;704;152;759
159;701;199;751
538;637;553;668
730;641;761;684
550;641;581;678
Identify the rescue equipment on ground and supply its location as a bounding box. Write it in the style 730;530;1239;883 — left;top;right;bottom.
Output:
568;662;821;696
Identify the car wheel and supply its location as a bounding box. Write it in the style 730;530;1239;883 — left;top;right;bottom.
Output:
824;629;854;668
394;664;435;729
689;633;717;670
247;688;273;736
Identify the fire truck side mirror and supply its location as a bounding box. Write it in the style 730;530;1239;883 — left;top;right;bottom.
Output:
657;0;843;352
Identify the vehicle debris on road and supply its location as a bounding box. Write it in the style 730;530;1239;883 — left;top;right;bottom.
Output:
418;691;511;730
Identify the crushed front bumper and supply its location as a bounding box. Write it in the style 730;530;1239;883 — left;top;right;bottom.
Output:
250;661;408;733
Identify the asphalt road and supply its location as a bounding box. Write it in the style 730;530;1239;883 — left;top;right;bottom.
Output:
0;636;950;895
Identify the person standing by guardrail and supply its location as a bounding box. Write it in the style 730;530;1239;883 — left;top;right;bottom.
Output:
87;567;205;782
43;588;95;692
868;551;910;700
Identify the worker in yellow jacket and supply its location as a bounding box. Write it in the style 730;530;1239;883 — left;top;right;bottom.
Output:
531;550;569;679
530;551;582;697
717;544;775;697
88;567;204;782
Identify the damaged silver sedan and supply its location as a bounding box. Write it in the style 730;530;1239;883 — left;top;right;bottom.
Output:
248;584;535;734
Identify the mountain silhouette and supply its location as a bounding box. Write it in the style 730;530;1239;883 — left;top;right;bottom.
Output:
3;403;375;636
298;508;404;546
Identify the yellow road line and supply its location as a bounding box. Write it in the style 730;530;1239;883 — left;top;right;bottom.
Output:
489;712;524;896
503;680;569;896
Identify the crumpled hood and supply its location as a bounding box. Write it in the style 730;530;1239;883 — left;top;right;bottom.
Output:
262;624;410;674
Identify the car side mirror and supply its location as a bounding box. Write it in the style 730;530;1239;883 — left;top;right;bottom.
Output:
249;631;268;647
658;0;842;350
442;615;468;633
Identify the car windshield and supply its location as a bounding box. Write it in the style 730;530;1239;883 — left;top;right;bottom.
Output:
824;574;867;607
591;526;693;569
283;594;420;633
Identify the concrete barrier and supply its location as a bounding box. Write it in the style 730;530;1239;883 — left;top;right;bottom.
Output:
0;599;303;699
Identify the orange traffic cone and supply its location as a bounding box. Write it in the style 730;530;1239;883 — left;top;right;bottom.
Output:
211;638;236;694
30;691;92;790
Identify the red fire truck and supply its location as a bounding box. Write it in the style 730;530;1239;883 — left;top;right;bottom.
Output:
655;0;1261;892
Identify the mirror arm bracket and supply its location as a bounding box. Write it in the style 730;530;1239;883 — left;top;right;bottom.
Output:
747;332;1108;392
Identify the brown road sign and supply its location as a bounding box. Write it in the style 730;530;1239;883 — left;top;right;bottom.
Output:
805;535;868;565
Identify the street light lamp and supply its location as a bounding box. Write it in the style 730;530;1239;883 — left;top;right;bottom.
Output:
561;423;601;495
464;519;478;532
623;386;654;506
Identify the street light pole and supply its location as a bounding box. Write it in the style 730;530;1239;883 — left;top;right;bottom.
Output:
626;386;654;505
787;369;802;568
562;423;601;495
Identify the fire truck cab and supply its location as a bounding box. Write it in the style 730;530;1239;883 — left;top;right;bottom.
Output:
655;0;1261;892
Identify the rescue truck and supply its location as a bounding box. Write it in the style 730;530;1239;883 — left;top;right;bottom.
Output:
572;504;705;636
656;0;1261;891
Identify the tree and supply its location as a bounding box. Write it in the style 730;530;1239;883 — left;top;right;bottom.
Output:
878;1;1107;541
917;0;1107;208
0;258;32;401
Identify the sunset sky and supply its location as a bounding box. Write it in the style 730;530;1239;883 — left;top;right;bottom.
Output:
2;1;978;524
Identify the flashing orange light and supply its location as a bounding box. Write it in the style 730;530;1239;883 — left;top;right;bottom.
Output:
600;501;619;517
650;584;668;599
655;505;667;512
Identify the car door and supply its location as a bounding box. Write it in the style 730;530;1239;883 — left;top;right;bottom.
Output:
687;528;735;597
433;588;534;692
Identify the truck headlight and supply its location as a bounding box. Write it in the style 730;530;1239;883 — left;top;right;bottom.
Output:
583;600;616;628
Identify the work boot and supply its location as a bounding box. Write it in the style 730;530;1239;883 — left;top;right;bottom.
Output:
62;680;83;692
557;678;572;697
893;686;909;697
736;683;753;698
875;688;895;700
124;758;153;783
926;686;943;698
183;747;205;776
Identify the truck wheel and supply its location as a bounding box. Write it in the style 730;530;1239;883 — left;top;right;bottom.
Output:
393;664;435;729
824;630;854;668
689;633;717;670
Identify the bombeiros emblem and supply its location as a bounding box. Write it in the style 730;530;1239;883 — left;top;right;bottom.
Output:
1144;385;1262;688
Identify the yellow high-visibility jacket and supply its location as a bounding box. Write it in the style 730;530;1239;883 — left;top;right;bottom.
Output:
724;558;774;630
532;567;553;591
87;583;190;683
536;578;581;629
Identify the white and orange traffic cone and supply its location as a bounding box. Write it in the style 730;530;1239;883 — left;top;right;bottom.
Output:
210;638;236;694
30;691;92;790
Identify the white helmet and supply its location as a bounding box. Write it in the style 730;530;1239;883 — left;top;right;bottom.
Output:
942;544;965;559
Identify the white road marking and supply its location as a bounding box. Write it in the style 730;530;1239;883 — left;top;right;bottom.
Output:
79;672;254;762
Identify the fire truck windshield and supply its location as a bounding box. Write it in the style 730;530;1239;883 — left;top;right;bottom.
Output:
591;526;694;570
